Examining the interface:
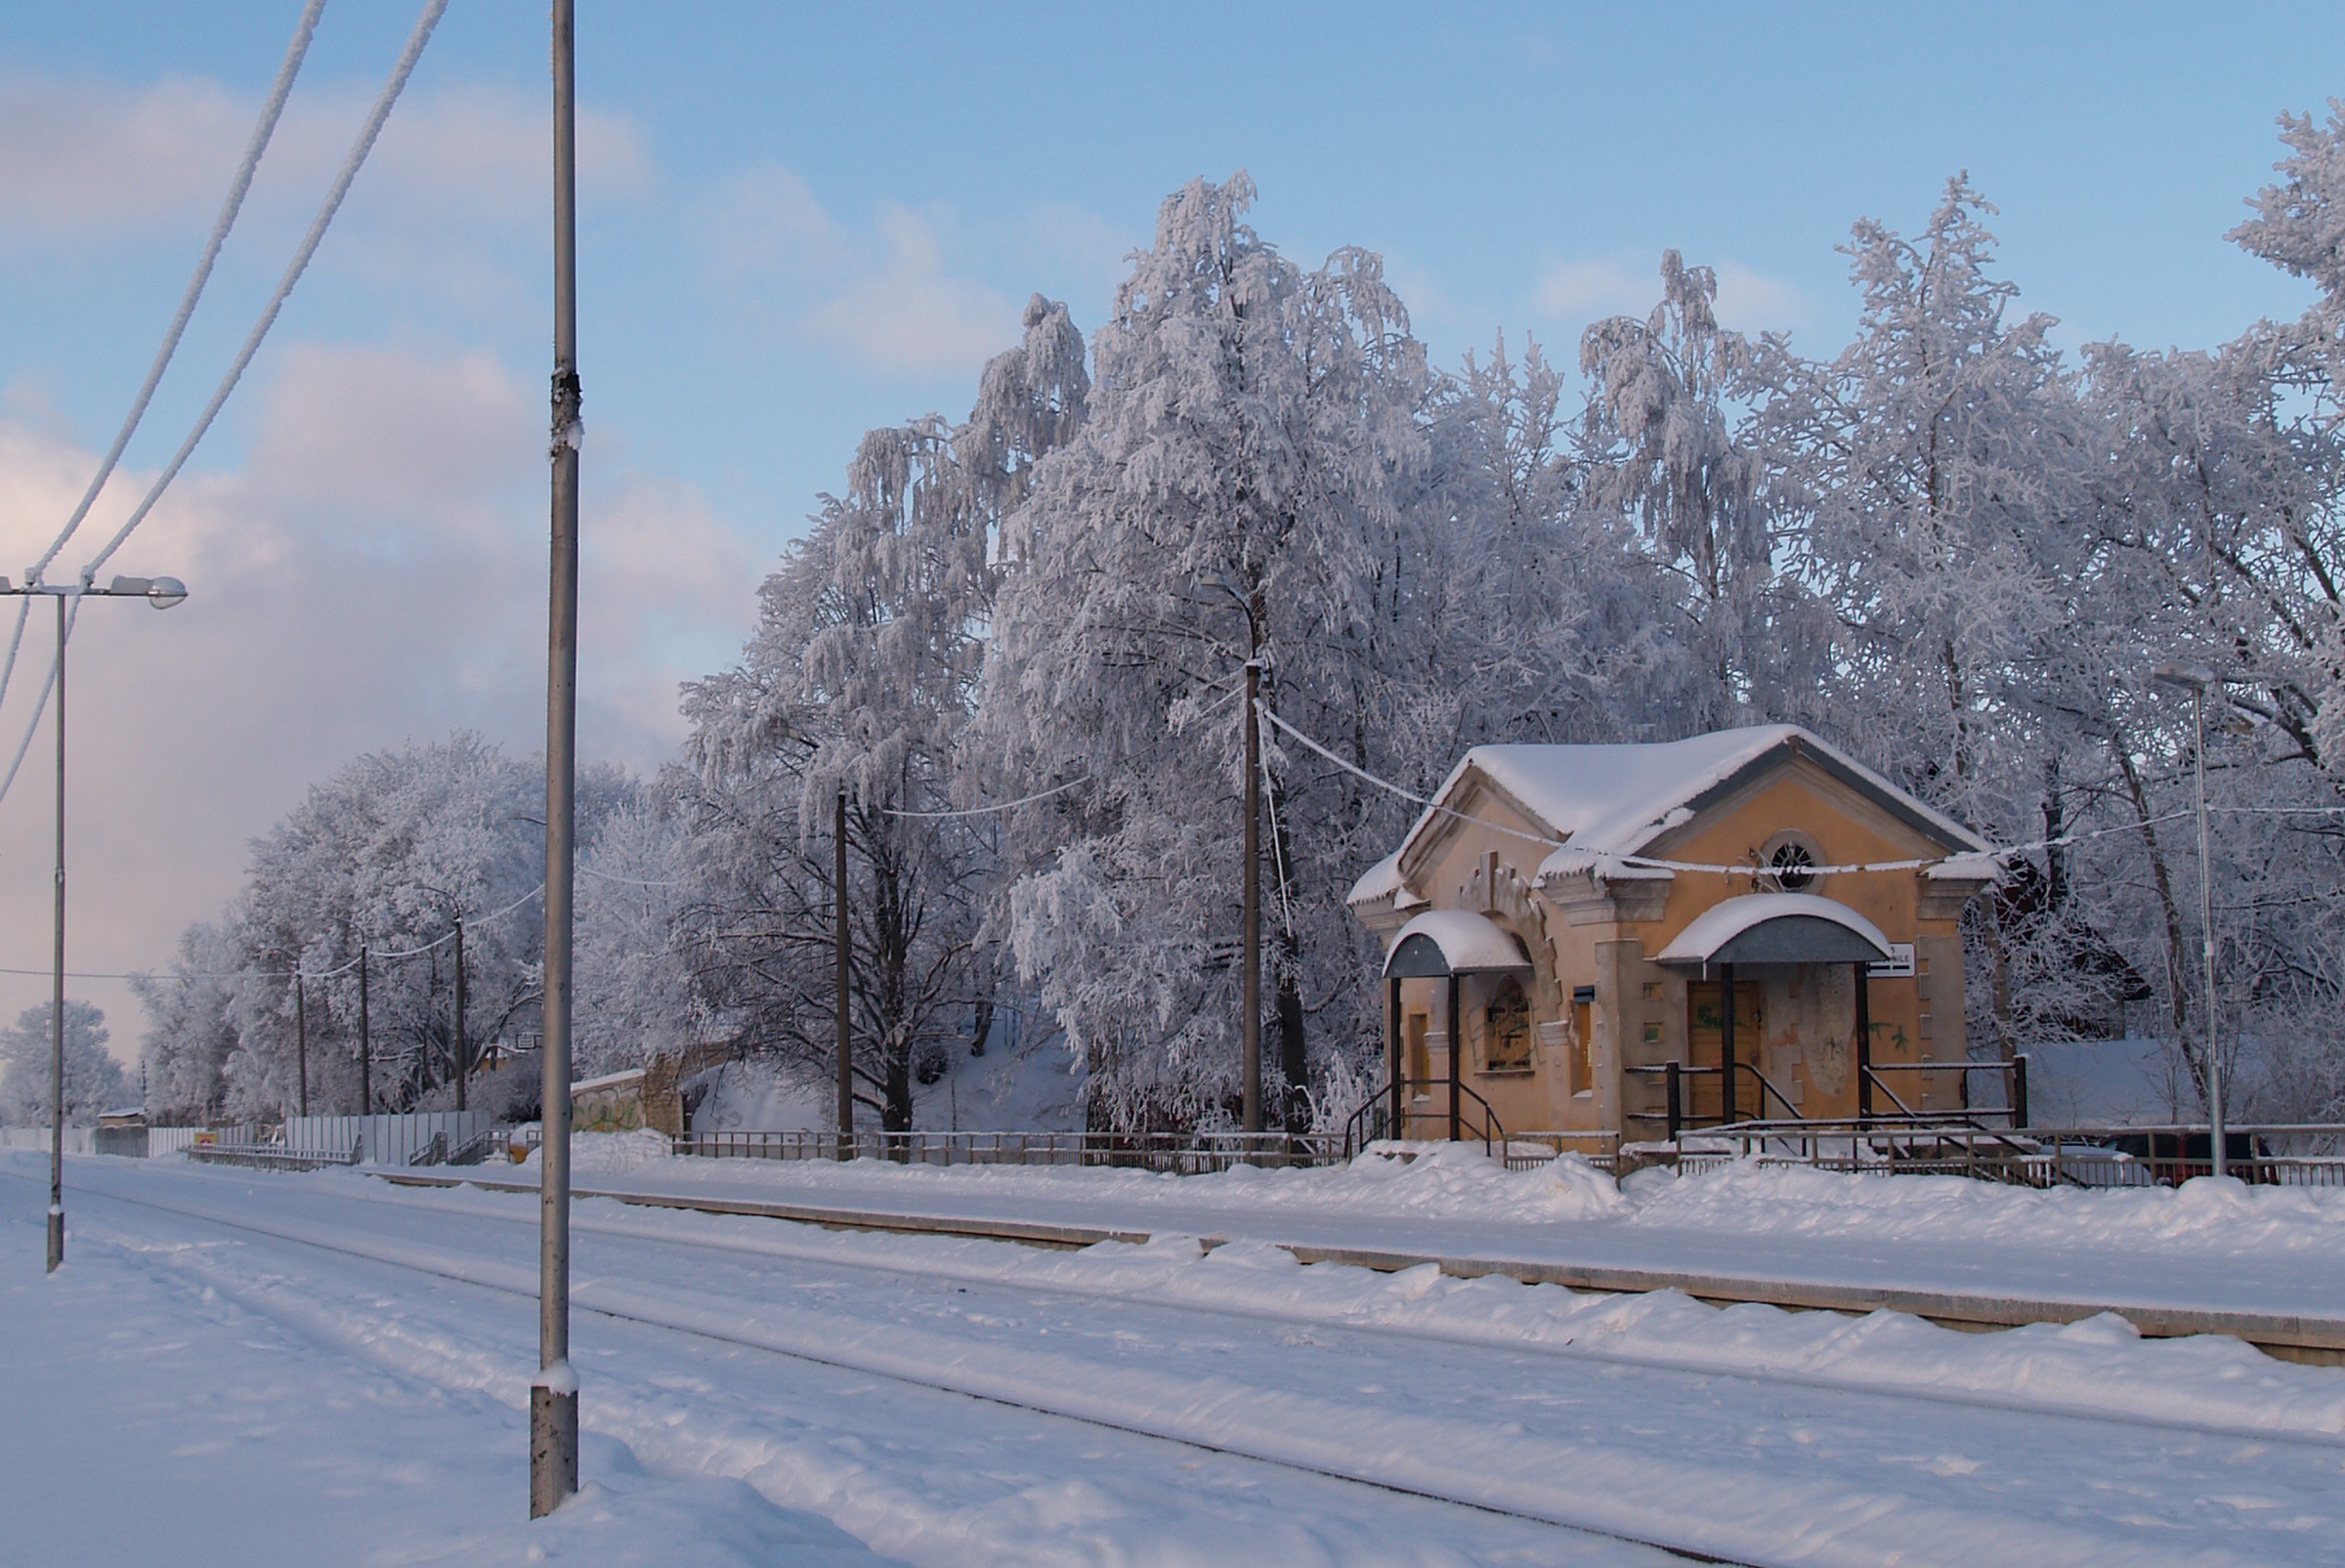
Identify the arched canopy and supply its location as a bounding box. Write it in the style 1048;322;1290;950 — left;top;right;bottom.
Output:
1654;892;1893;967
1383;910;1532;979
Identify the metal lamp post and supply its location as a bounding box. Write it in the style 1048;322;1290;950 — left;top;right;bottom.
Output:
0;572;188;1272
532;0;582;1517
2152;662;2227;1179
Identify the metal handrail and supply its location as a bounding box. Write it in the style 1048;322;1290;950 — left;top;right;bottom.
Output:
1341;1077;1509;1160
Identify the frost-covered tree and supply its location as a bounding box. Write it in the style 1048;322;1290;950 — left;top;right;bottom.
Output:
681;298;1087;1131
1;1001;127;1124
573;790;702;1079
141;735;635;1119
972;175;1435;1128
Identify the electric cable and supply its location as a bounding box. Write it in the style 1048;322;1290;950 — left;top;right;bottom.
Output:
22;0;328;589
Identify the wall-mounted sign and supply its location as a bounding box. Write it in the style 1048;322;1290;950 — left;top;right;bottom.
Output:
1867;942;1916;979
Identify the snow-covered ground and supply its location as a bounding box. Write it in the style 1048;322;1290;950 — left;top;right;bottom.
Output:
12;1147;2345;1564
512;1131;2345;1323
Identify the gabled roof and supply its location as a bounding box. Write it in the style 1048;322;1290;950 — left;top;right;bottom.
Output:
1352;724;1985;906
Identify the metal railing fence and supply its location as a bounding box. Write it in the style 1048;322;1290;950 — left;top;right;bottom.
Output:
674;1128;1344;1173
1634;1121;2345;1188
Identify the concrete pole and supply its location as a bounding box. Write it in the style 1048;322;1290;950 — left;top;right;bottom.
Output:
48;591;65;1274
1242;659;1261;1134
531;0;581;1517
2194;686;2227;1179
835;787;852;1156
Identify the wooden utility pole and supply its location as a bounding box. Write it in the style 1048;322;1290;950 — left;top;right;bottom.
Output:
295;977;308;1119
1242;658;1261;1134
452;918;467;1113
358;947;370;1116
835;787;852;1155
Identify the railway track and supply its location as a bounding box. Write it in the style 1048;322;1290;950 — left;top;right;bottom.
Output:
34;1168;1750;1564
21;1161;2321;1567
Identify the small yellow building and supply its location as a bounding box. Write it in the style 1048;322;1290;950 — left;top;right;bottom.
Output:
1346;725;2001;1145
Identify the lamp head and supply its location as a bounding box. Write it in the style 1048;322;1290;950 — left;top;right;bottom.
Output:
2151;661;2218;694
114;574;189;610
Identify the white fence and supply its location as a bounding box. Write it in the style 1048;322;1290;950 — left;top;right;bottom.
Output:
285;1112;494;1167
0;1126;93;1155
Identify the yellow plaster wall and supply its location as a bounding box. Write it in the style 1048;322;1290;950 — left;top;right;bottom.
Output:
1376;751;1983;1140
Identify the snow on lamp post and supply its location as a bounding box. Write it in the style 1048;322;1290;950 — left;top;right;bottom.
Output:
0;572;187;1273
2151;661;2229;1180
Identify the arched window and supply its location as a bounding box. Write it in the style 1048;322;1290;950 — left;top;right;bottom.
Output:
1485;977;1531;1071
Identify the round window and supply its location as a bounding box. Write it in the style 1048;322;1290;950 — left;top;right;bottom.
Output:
1768;840;1816;892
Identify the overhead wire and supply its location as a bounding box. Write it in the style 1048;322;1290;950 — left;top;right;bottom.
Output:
0;3;327;747
78;0;449;588
1257;698;2205;879
23;0;328;590
0;0;450;819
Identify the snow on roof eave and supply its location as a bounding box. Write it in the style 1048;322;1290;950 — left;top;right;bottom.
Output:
1655;892;1894;965
1383;909;1534;977
1386;750;1531;881
1345;848;1408;909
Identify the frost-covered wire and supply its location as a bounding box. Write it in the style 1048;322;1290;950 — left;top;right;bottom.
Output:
77;0;450;588
36;882;550;987
24;0;327;589
0;0;447;822
875;774;1091;819
1258;698;2197;878
578;866;683;889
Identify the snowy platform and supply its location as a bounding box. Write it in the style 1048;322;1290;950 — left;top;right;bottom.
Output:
431;1133;2345;1356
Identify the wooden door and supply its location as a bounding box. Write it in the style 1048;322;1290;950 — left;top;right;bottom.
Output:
1686;981;1764;1123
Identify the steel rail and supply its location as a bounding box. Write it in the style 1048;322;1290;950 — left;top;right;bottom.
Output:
278;1167;2345;1455
368;1165;2345;1362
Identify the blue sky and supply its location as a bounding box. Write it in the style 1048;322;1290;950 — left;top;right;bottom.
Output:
0;0;2336;1040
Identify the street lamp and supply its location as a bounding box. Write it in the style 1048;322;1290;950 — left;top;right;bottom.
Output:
0;572;188;1271
2151;661;2229;1180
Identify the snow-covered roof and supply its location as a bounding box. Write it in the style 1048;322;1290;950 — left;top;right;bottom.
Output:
1346;849;1407;907
1654;892;1893;966
1381;725;1985;888
571;1068;647;1094
1382;910;1533;977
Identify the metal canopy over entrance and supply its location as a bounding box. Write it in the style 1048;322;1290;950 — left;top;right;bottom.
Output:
1381;910;1530;1148
1383;909;1532;978
1654;892;1893;968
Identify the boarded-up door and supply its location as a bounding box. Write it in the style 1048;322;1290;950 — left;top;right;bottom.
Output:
1686;981;1764;1123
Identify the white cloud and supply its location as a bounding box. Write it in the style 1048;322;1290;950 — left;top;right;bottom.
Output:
0;76;648;245
702;167;1019;376
1711;261;1811;333
1534;253;1810;335
1533;256;1650;319
0;341;755;1056
0;76;249;235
